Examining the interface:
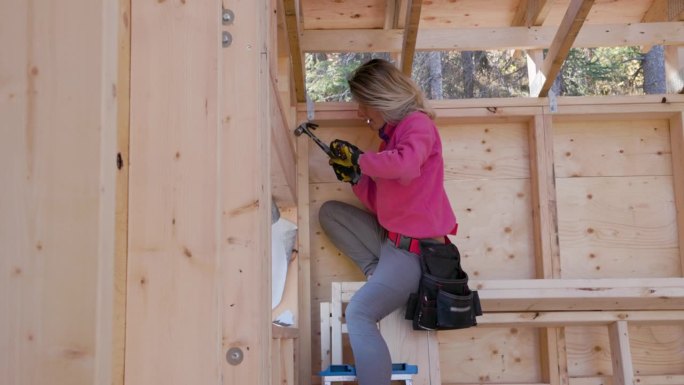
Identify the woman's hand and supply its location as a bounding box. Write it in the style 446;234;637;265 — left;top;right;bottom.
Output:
329;139;363;168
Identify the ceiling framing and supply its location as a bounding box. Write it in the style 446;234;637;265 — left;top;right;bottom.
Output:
280;0;684;99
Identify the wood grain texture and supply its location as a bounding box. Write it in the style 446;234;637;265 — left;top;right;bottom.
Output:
1;0;118;384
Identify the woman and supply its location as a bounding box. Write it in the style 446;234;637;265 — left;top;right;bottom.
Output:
319;58;457;385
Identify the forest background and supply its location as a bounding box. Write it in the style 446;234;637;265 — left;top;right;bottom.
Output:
305;46;669;101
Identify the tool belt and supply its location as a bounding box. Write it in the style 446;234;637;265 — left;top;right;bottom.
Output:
403;239;482;331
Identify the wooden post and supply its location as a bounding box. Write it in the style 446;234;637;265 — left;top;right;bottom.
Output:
220;0;272;384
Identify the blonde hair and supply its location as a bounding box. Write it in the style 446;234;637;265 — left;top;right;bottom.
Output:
348;59;435;123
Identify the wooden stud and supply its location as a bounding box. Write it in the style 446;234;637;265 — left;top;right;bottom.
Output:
538;0;595;97
296;114;313;385
114;0;131;384
528;114;560;279
401;0;423;75
670;112;684;275
608;321;635;385
282;0;306;102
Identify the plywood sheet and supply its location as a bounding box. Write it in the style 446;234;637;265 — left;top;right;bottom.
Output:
553;119;672;178
557;176;680;278
566;325;684;377
441;121;531;180
447;179;536;279
438;327;542;384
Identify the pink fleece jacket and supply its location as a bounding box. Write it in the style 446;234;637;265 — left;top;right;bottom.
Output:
352;111;457;238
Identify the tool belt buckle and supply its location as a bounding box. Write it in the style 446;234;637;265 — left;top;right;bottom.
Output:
397;234;412;251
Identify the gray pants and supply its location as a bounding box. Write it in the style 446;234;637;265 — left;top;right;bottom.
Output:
319;200;422;385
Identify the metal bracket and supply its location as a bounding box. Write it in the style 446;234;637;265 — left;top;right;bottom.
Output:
548;89;558;113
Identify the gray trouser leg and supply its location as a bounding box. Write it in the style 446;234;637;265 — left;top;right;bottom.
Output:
346;243;421;385
318;200;386;277
318;200;422;385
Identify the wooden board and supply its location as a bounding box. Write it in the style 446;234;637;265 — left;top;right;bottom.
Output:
126;1;221;384
0;1;118;384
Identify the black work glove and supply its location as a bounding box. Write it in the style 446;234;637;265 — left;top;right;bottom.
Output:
330;162;361;185
329;139;363;168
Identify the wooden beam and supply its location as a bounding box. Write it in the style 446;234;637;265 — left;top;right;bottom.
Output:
538;0;595;97
301;22;684;53
608;321;635;385
282;0;306;102
400;0;423;75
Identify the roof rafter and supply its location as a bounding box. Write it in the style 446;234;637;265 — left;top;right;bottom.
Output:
282;0;306;102
400;0;423;75
537;0;595;97
643;0;684;22
512;0;552;27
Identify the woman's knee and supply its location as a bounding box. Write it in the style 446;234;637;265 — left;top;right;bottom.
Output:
319;200;344;230
345;298;377;335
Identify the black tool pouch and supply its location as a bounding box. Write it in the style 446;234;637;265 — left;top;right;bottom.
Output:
405;241;482;331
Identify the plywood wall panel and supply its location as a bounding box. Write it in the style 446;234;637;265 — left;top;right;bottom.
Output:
630;325;684;376
566;324;684;378
553;119;672;178
557;176;679;278
441;122;531;180
438;327;542;384
447;179;536;279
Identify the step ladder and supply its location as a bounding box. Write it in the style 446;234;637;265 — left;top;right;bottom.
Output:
319;363;418;385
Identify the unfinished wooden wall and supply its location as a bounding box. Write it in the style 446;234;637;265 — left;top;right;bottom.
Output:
304;98;684;385
0;1;119;384
126;0;273;385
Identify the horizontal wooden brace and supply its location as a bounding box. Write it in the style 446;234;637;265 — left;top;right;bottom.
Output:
301;22;684;53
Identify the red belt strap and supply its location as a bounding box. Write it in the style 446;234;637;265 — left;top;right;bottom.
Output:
387;231;424;254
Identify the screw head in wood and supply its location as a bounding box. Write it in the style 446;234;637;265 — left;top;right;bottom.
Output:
226;347;243;365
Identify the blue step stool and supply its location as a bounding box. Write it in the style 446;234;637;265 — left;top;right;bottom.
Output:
319;363;418;385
